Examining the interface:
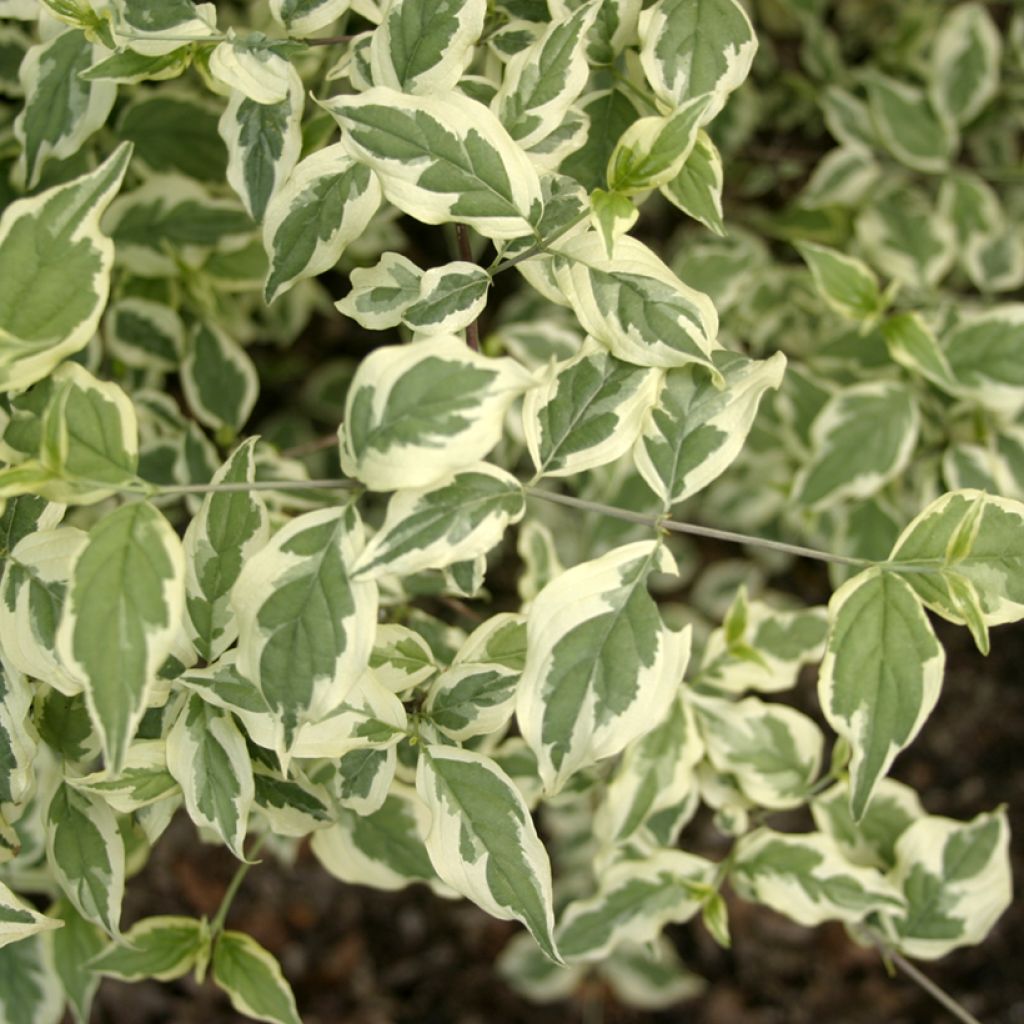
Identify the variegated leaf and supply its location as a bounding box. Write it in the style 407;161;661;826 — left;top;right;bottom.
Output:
593;692;703;847
401;261;490;336
90;915;208;982
812;778;923;872
104;297;185;371
417;745;560;961
325;87;544;240
219;60;304;222
731;829;904;927
660;129;725;235
890;489;1024;628
231;506;378;759
552;232;720;372
213;931;301;1024
209;36;293;104
795;241;883;323
634;350;785;510
317;744;395;815
607;94;710;196
694;694;823;809
167;694;254;859
14;29;116;189
491;3;597;149
181;322;259;434
524;339;662;479
112;0;218;56
0;880;60;949
855;184;955;289
424;663;520;741
0;659;34;825
369;0;485;94
370;623;438;693
252;765;333;837
0;144;132;392
695;599;828;695
0;527;86;694
557;849;714;962
46;783;124;937
311;782;439;892
818;568;945;820
183;438;271;661
39;364;139;505
334;251;423;330
263;145;382;304
353;463;524;580
339;335;532;491
516;541;691;794
800;145;881;209
864;71;954;175
269;0;351;35
929;2;1001;128
942;306;1024;420
72;740;179;814
792;382;919;509
57;501;185;772
638;0;757;124
884;809;1011;960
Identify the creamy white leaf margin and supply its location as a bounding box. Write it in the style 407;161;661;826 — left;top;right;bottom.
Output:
339;334;533;491
324;86;544;240
516;541;691;794
551;231;720;373
417;744;560;962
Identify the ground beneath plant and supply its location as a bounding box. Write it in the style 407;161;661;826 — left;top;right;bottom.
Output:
83;618;1024;1024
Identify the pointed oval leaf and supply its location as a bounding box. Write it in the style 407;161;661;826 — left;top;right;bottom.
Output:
212;930;301;1024
324;86;543;240
232;506;378;758
818;568;945;820
339;335;532;491
516;541;691;794
417;745;560;962
353;463;525;580
57;501;185;772
0;143;132;392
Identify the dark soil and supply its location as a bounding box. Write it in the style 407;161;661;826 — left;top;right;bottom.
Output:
81;616;1024;1024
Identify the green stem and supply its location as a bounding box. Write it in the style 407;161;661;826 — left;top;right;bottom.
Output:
882;945;985;1024
489;209;591;276
209;834;269;938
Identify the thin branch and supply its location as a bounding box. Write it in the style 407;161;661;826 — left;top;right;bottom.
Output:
525;487;870;569
209;833;269;937
455;224;481;351
887;949;985;1024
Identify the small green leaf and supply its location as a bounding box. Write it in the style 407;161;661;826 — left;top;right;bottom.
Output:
90;915;207;982
212;930;301;1024
795;241;883;323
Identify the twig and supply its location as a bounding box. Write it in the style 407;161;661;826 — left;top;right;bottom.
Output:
525;487;869;569
455;224;481;351
887;948;985;1024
